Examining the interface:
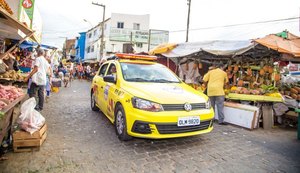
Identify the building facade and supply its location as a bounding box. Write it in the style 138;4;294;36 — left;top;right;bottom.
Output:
75;32;86;62
84;13;169;61
63;39;76;59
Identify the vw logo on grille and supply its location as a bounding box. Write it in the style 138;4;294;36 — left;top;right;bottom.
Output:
184;103;192;111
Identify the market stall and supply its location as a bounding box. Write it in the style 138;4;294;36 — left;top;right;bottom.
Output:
0;5;38;146
150;36;291;130
0;85;26;145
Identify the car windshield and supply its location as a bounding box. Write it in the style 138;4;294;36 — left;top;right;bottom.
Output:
120;62;180;83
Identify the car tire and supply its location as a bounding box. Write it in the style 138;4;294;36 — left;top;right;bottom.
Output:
91;91;99;111
115;104;132;141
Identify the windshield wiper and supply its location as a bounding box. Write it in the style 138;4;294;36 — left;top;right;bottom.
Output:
150;79;179;83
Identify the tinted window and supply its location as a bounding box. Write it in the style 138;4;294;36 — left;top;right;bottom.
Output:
98;64;108;77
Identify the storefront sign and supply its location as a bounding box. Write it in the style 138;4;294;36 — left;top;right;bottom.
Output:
149;30;169;49
20;0;35;20
109;28;149;43
288;63;299;71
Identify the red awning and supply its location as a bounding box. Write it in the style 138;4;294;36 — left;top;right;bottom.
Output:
254;32;300;57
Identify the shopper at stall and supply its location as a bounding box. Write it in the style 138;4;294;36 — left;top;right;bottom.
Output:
203;64;229;125
24;49;51;111
2;52;19;71
77;62;84;80
86;64;91;80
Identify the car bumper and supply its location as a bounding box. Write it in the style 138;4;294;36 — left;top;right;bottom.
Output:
125;107;214;139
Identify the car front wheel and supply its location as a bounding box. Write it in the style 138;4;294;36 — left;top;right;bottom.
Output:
91;91;99;111
115;104;132;141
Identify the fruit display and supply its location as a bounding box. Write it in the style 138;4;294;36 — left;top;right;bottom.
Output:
0;70;27;81
0;84;24;103
223;58;284;101
229;84;279;95
0;0;13;15
279;83;300;100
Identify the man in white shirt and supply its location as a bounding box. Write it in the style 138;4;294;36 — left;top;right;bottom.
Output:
25;49;50;111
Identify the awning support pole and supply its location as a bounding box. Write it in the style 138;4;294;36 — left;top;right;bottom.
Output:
0;31;35;59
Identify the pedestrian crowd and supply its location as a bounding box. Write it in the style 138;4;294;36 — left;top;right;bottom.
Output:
22;48;99;112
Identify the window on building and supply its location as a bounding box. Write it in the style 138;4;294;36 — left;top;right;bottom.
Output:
133;23;140;30
136;43;143;48
94;30;97;36
117;22;124;29
91;45;94;52
87;46;90;53
89;33;92;38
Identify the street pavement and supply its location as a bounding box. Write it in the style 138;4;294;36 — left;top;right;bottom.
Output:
0;80;299;173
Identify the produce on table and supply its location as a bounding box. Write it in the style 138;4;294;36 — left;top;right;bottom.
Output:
280;83;300;100
0;84;24;102
0;100;8;110
0;70;26;81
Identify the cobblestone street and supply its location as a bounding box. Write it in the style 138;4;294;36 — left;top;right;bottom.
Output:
0;80;299;173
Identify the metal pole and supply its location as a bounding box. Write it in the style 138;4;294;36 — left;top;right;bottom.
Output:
92;2;105;60
148;29;151;51
186;0;191;42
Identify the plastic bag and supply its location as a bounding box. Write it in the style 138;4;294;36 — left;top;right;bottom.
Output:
17;97;45;134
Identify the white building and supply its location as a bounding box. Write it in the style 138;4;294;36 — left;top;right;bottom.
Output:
84;13;169;61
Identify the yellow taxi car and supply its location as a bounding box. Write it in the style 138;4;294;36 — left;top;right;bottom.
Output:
91;53;214;141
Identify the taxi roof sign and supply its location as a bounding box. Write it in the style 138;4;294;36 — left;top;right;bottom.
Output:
115;53;157;61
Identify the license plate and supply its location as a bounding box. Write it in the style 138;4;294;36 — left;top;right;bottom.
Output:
177;116;200;126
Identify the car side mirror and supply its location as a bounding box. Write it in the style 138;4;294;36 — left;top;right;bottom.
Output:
104;75;116;84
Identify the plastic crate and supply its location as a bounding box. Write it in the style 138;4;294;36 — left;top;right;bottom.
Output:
19;66;31;73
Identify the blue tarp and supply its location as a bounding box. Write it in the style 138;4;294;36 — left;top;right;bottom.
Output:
17;40;57;50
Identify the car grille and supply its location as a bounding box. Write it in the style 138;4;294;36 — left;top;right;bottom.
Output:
155;120;212;134
162;103;206;111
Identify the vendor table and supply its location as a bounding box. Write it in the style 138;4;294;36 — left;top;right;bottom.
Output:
227;93;284;130
226;93;283;103
0;95;26;144
0;79;27;88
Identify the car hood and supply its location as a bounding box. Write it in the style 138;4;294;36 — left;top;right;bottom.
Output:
122;82;207;104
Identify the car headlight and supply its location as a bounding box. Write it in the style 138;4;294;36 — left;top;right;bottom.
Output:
205;99;211;109
132;97;163;112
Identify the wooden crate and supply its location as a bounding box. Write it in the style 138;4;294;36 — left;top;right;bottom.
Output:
13;123;47;152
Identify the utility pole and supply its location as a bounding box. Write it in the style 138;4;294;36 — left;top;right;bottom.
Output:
186;0;191;42
92;2;105;60
148;29;152;51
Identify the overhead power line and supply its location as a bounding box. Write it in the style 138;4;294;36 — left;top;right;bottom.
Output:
170;16;300;33
42;16;299;40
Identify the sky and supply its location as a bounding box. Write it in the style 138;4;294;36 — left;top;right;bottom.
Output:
36;0;300;49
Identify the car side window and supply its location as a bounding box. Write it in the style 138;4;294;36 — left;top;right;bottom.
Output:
98;64;108;77
107;64;117;76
